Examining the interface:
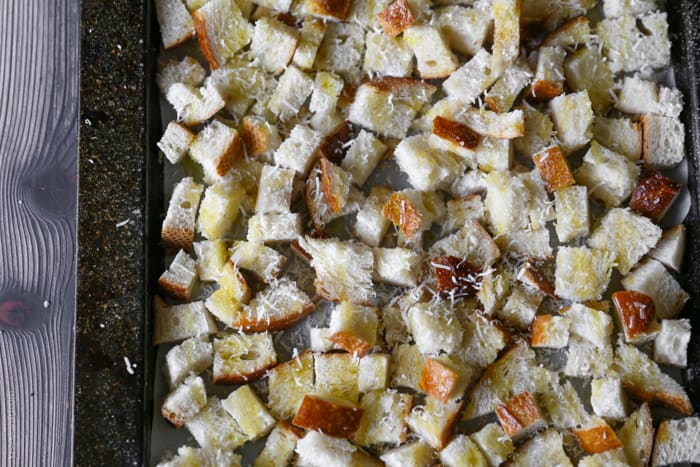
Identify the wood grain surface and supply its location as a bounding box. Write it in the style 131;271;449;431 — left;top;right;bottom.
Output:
0;0;78;466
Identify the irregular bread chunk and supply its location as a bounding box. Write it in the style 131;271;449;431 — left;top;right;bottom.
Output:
162;177;204;251
161;375;207;428
651;417;700;466
154;297;218;345
193;0;251;69
621;258;688;319
212;331;277;383
159;250;198;301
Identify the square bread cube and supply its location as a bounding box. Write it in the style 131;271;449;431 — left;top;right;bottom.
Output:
204;262;251;326
440;434;489;467
253;422;301;467
377;0;415;37
353;186;392;247
654;319;691;367
575;140;640;207
161;375;207;428
629;171;681;223
309;71;344;115
193;0;251;69
380;440;434;467
255;164;295;214
273;124;322;175
554;184;589;243
250;16;299;75
162;177;204;251
193;240;227;282
237;279;314;331
543;16;591;48
297;0;352;20
158;121;195;165
363;31;413;77
591;377;627;421
641;114;686;169
197;183;245;240
354;390;412;447
329;302;379;357
420;356;474;403
404;25;457;79
155;0;195;50
315;23;365;81
291;17;326;70
407;396;462;449
358;353;390;393
621;258;688;319
532;146;575;193
292;394;364;439
341;130;388;187
373;247;421;288
394;134;466;191
443;49;500;103
615;75;683;117
166;81;225;127
514;103;554;157
212;332;277;384
509;429;573;466
531;315;570;349
164;337;213;389
563;46;614;113
443;195;485;233
159;250;198;301
186;397;247;451
574;417;623;454
229;240;286;283
347;84;417;139
593;116;642;162
268;65;314;121
491;0;520;72
555;247;614;302
549;91;593;154
267;351;315;420
190;120;243;184
314;352;360;403
612;290;659;344
156;56;206;94
471;422;515;467
432;115;482;160
153;297;218;345
484;170;530;236
539;380;588;430
247;212;302;243
565;336;613;378
223;385;276;441
617;403;654;467
391;344;425;391
531;46;566;101
495;391;547;441
497;285;543;330
485;61;532;113
438;5;492;56
407;302;463;355
650;224;686;273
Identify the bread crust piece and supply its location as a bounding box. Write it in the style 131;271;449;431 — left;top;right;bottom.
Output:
420;357;461;403
495;391;546;440
432;116;481;150
528;80;564;101
304;0;352;20
431;255;482;299
383;191;422;239
575;420;623;454
234;281;316;332
532;146;575;192
612;290;658;343
320;157;347;213
629;171;681;222
292;395;364;438
378;0;415;37
318;121;357;164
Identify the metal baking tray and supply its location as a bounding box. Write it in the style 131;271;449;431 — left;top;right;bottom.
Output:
141;1;700;465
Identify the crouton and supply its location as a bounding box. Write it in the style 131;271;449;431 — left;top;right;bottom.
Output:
419;357;468;403
204;262;251;325
318;158;352;214
576;140;640;207
484;170;532;236
456;313;509;369
314;351;360;403
268;65;314;121
498;285;543;330
442;195;485;234
267;351;315;420
157;56;206;95
404;26;458;79
241;116;281;159
164;337;213;390
351;186;391;247
294;394;364;438
212;332;276;384
309;72;344;117
611;290;658;345
543;15;590;47
247;211;302;243
327;302;378;357
193;0;251;69
391;344;425;391
564;46;615;113
155;0;195;49
153;297;218;345
431;218;501;265
561;303;613;349
348;85;416;139
432;116;481;161
597;12;670;74
158;121;195;165
296;431;381;467
616;75;683;117
297;0;352;20
292;17;326;70
539;380;589;429
621;258;688;319
630;171;681;222
358;353;390;393
491;0;521;73
186;397;247;451
377;0;415;37
437;5;492;57
472;423;515;467
363;31;413;77
564;336;613;378
476;268;512;318
514;103;554;157
591;377;627;422
373;247;422;288
497;228;552;259
651;417;700;466
235;279;314;331
531;315;569;348
611;341;692;415
190;121;243;184
603;0;658;18
407;302;464;355
549;90;593;154
162;177;203;251
314;22;365;81
273;125;322;176
254;422;302;467
649;224;686;272
229;241;286;283
157;446;241;467
430;256;482;300
440;435;489;467
161;375;207;428
383;189;445;241
202;59;275;120
395;134;466;192
159;250;198;301
593;116;642;161
355;390;412;447
380;440;434;467
495;391;547;441
641;114;686;169
340;131;387;188
485;61;533;113
531;146;574;192
506;429;573;466
617;402;654;467
407;396;463;450
250;16;299;74
166;82;226;127
530;46;566;101
255;165;294;214
575;417;624;454
442;49;501;103
654;319;691;367
222;385;275;441
196;183;245;240
552;185;589;243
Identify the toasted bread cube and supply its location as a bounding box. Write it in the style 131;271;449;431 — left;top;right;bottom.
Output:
345;0;393;29
530;46;566;101
154;297;218;345
612;290;659;344
485;61;533;113
603;0;657;17
300;236;375;304
498;285;543;330
237;279;314;331
293;394;364;438
457;313;509;369
440;434;489;467
617;403;653;467
166;82;225;127
373;247;421;288
292;17;326;70
562;303;613;349
309;327;337;352
250;17;299;74
649;224;686;273
222;385;275;441
593;116;642;162
254;422;302;467
391;344;425;391
654;319;691;367
442;49;500;102
229;241;286;283
443;195;485;233
162;375;207;428
193;0;251;69
297;0;352;19
564;46;614;113
358;353;390;393
155;0;195;49
186;397;247;451
165;337;213;389
268;65;313;121
315;22;364;82
352;186;392;247
472;423;515;467
597;12;670;74
197;183;245;240
651;417;700;466
491;0;520;72
431;256;482;300
255;165;295;214
438;5;492;56
506;429;573;467
247;212;302;244
543;15;590;46
319;158;352;214
348;85;416;139
621;258;688;319
591;377;627;422
432;116;481;160
517;260;555;297
296;431;379;467
404;26;457;79
394;135;465;192
383;189;445;241
162;177;203;251
553;184;589;243
549;91;593;154
532;146;574;193
576;140;640;207
328;302;378;357
314;352;360;403
476;269;512;318
267;351;315;420
377;0;415;37
363;31;413;77
156;56;206;95
203;60;276;120
309;71;344;116
496;227;552;259
449;169;488;198
565;336;613;378
539;380;588;429
462;108;525;138
616;75;683;118
641;114;686;169
531;315;569;349
484;170;530;236
407;396;462;450
380;440;434;467
419;357;465;403
514;103;554;157
355;390;412;447
590;208;662;275
190;121;242;184
575;418;623;454
341;131;387;187
158;121;195;165
611;341;692;415
157;445;241;467
204;261;250;326
495;391;546;441
273;124;322;175
408;302;463;355
212;332;276;384
159;250;198;301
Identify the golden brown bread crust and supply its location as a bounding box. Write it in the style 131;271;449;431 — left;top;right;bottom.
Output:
230;302;316;333
420;358;460;403
193;10;221;69
432;116;481;150
519;261;556;297
320;158;344;213
530;315;553;347
329;331;373;357
528;80;564;101
629;170;681;223
158;276;192;301
216;130;243;177
377;0;415;37
161;406;188;429
213;364;276;384
382;192;422;239
622;383;693;416
431;255;482;299
495;391;544;438
612;290;657;341
240;116;271;156
575;423;623;454
162;227;195;252
307;0;352;19
292;395;364;438
318;121;356;164
532;146;575;192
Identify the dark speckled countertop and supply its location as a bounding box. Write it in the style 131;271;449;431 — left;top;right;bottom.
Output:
77;0;149;464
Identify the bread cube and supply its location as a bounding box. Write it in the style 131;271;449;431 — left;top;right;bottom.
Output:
440;434;489;467
380;440;434;467
443;49;500;103
161;375;207;428
164;337;213;390
485;61;533;113
273;125;322;176
597;12;670;73
395;134;465;191
212;332;276;384
166;82;225;127
531;315;569;349
476;269;511;318
345;0;393;30
458;314;509;369
564;46;614;113
611;341;692;415
549;91;593;154
314;352;360;403
363;31;413;78
229;240;286;282
159;250;198;301
651;417;700;466
630;170;682;224
223;385;275;441
297;0;352;20
247;212;302;243
158;121;195;165
348;187;390;248
507;429;573;467
383;189;445;243
576;140;640;207
491;0;520;72
358;353;390;393
539;380;588;429
308;72;344;117
471;423;515;467
442;195;484;234
341;131;387;187
377;0;415;36
575;417;623;454
553;185;589;243
565;335;613;378
593;116;642;161
162;177;203;251
498;285;543;330
391;344;425;391
295;431;378;467
484;170;530;235
430;256;482;300
155;0;195;50
495;391;547;441
328;302;378;357
621;258;688;319
319;158;352;213
295;396;364;439
654;319;691;367
253;422;302;467
237;279;314;331
157;446;240;467
641;114;686;169
532;146;574;192
291;17;325;70
543;15;590;47
419;356;474;403
603;0;657;18
616;75;683;117
347;84;417;139
193;0;251;69
354;390;412;447
204;262;251;326
203;60;275;120
530;46;566;101
197;183;245;240
617;403;653;467
591;377;627;421
432;116;481;161
438;5;492;57
255;164;294;214
373;247;421;288
267;351;315;420
314;22;364;81
268;65;313;121
404;25;457;79
562;303;613;349
612;290;659;344
190;121;243;184
186;397;247;451
153;297;218;345
514;103;554;157
407;302;463;355
407;396;462;449
156;56;206;94
650;224;686;273
250;17;299;74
